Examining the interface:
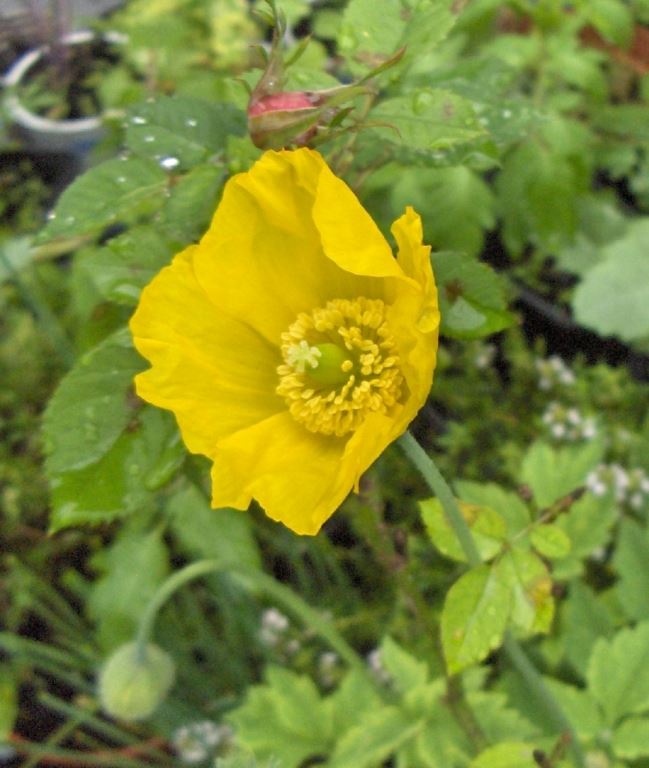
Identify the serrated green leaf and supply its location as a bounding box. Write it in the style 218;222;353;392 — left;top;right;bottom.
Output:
338;0;454;76
50;407;184;532
328;668;383;737
379;636;429;694
470;742;537;768
328;705;421;768
543;678;603;739
496;123;588;255
43;330;144;475
37;157;168;244
573;219;649;343
165;483;260;570
441;564;510;674
227;667;331;767
125;96;245;169
432;251;515;339
496;549;554;635
391;167;495;258
553;493;616;579
159;164;225;242
87;526;170;650
468;690;538;742
520;440;605;509
82;226;179;306
587;622;649;725
612;716;649;759
421;498;506;562
455;481;531;538
562;582;615;679
612;518;649;622
530;524;571;559
369;89;487;166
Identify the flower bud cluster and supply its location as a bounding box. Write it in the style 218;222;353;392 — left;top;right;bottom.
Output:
586;464;649;510
535;356;576;390
542;402;597;442
172;721;232;764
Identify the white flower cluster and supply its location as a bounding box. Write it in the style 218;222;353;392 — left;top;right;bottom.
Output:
542;402;597;442
366;648;391;685
172;721;232;764
535;356;576;390
258;607;300;656
586;464;649;510
318;651;340;687
473;343;496;370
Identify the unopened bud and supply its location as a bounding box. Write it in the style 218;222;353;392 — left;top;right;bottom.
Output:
248;91;320;149
98;642;175;721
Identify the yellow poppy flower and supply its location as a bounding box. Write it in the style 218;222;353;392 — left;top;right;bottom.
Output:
129;148;439;535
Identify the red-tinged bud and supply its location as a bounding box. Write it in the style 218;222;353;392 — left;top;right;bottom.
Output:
248;91;322;149
248;91;315;116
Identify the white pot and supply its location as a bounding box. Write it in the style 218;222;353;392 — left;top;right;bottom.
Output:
3;29;126;153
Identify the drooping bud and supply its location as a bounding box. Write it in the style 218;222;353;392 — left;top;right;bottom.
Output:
98;642;175;721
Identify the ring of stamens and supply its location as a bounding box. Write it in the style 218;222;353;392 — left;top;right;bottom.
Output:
276;297;404;437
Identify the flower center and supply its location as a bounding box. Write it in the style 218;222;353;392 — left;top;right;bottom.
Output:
276;297;404;436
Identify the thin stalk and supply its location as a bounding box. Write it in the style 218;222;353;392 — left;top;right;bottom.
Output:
398;431;481;566
398;431;586;768
135;560;371;681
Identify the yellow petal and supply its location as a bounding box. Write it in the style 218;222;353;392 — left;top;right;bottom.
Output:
312;157;404;279
192;149;408;345
130;246;283;458
210;412;353;535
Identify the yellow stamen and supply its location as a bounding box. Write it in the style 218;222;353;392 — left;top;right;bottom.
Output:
277;297;404;437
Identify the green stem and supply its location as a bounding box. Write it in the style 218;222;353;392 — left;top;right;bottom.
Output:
398;432;481;566
398;431;586;768
135;560;370;681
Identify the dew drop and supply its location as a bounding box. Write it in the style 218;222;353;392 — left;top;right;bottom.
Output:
65;215;75;224
116;176;127;183
502;109;512;118
47;211;56;221
131;115;147;125
185;118;197;127
159;156;180;170
143;135;155;143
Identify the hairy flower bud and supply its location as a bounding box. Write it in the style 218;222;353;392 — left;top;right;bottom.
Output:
248;91;320;149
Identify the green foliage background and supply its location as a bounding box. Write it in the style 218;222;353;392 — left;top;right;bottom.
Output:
2;0;649;767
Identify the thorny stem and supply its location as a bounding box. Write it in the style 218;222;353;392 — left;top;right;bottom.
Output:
398;430;587;768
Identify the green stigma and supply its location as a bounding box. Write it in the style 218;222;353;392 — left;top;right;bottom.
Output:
306;343;353;388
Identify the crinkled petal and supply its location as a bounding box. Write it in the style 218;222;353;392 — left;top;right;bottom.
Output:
210;412;353;535
130;246;283;458
389;208;440;412
193;150;408;345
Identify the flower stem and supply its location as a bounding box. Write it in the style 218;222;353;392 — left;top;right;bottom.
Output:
398;431;481;566
398;430;586;768
135;559;370;680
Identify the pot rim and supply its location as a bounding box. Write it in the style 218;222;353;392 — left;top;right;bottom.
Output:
3;29;127;135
